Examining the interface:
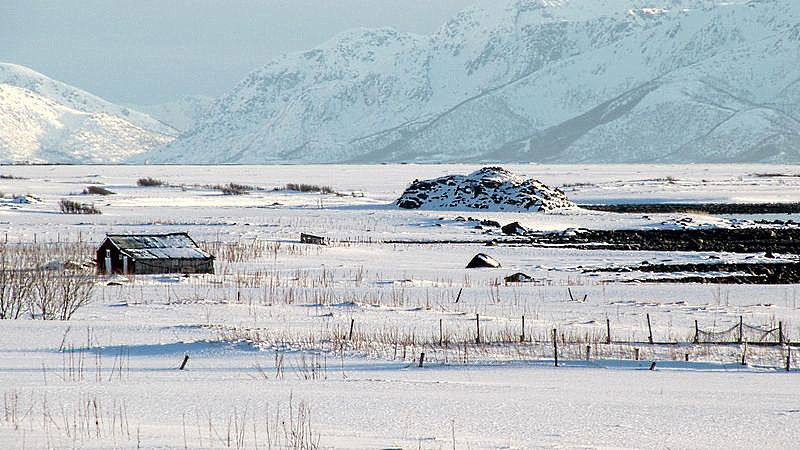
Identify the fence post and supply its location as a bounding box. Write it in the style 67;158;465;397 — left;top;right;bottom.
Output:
738;316;743;343
779;322;784;344
647;314;654;344
606;318;611;344
439;319;443;346
741;343;748;366
694;320;699;344
520;315;525;343
419;352;425;368
684;353;689;362
348;318;355;340
786;346;791;372
586;345;591;360
179;355;189;370
552;328;558;367
634;348;640;361
475;314;480;344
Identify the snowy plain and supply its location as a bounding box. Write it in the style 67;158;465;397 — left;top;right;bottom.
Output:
1;164;800;448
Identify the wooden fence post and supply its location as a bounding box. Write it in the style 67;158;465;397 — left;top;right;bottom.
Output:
634;348;640;361
786;345;791;372
694;320;699;344
348;318;355;340
606;318;611;344
520;315;525;343
741;343;748;366
419;352;425;368
779;322;784;344
439;319;443;346
738;316;743;343
647;314;654;344
179;355;189;370
475;314;480;344
586;345;591;360
552;328;559;367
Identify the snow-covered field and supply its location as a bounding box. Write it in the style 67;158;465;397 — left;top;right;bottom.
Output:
1;164;800;448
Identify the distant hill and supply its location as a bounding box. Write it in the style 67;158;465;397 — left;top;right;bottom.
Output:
126;95;213;132
0;63;176;163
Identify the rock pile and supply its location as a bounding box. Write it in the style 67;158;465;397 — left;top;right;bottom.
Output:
397;167;575;211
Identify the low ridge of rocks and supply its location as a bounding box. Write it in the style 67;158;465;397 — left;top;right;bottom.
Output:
397;167;575;211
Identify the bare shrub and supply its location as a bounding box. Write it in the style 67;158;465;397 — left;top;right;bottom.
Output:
281;183;335;194
82;185;115;195
55;271;95;320
137;177;164;187
0;243;95;320
752;172;800;178
30;269;95;320
218;183;252;195
202;239;286;263
0;254;33;319
30;269;59;319
59;199;101;214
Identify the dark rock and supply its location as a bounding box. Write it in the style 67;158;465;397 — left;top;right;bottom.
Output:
466;253;501;269
504;272;534;283
501;222;529;236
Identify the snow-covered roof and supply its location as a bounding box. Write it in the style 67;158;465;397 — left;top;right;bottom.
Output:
104;233;212;260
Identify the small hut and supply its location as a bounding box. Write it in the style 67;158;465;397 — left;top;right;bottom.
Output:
96;233;214;275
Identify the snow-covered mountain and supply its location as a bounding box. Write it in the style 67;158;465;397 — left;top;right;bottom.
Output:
145;0;800;164
0;63;176;163
127;96;213;132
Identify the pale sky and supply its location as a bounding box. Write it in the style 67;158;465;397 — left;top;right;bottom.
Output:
0;0;475;104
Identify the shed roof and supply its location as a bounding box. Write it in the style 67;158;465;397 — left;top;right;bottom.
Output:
104;233;212;260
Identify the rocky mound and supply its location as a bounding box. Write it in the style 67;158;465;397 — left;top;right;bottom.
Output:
396;167;575;211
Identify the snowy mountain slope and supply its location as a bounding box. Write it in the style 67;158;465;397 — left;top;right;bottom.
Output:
0;63;177;137
0;84;173;164
0;64;176;163
145;0;800;164
127;95;213;132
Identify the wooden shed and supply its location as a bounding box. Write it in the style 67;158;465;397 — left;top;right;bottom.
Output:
96;233;214;275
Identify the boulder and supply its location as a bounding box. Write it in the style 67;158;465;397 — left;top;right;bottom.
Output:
466;253;501;269
501;222;529;236
504;272;534;283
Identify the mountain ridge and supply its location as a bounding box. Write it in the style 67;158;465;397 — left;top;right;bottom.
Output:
145;0;800;164
0;63;176;163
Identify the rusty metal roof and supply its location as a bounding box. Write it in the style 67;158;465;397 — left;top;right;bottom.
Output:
104;233;212;260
